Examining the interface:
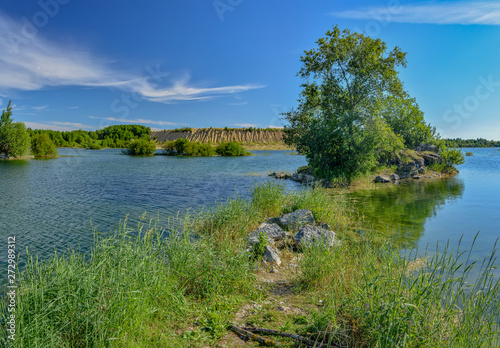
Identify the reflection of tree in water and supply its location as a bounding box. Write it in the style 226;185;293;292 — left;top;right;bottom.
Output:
349;178;465;247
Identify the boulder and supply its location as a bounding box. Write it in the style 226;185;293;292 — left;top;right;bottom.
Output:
375;175;391;183
293;225;337;247
247;223;286;247
290;173;315;184
263;245;281;265
279;209;315;229
390;174;400;181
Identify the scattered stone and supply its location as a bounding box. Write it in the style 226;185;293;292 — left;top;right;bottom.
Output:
420;152;440;165
263;245;281;265
265;217;281;225
279;209;315;229
293;225;337;247
268;171;288;179
375;175;391;183
390;173;400;181
270;267;279;274
412;175;421;179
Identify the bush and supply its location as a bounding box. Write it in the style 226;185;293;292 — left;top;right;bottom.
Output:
126;139;156;156
439;147;465;171
215;142;249;156
162;139;215;156
31;133;58;158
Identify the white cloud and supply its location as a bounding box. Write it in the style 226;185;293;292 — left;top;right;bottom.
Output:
334;2;500;25
32;104;49;110
89;115;177;126
233;123;258;128
0;13;265;102
23;121;96;131
267;125;283;129
69;106;80;109
227;102;248;106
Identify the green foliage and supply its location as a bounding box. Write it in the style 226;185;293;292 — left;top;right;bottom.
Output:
170;127;193;133
283;26;410;181
215;141;250;156
28;124;151;149
376;95;436;149
438;147;465;172
31;133;58;158
251;231;268;260
125;138;156;156
465;151;473;156
163;138;215;156
0;101;31;158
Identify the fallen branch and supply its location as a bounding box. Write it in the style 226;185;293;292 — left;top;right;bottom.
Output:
242;326;338;348
228;324;281;346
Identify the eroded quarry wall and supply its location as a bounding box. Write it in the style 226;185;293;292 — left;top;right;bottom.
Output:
150;129;284;145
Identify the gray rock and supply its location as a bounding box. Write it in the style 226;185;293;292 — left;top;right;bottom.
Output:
375;175;391;183
263;245;281;265
412;175;421;179
290;173;315;184
319;222;331;230
415;144;438;153
247;223;286;247
293;225;337;247
279;209;315;229
420;152;440;166
390;174;400;181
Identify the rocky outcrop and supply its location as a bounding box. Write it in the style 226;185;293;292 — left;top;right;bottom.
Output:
245;209;340;266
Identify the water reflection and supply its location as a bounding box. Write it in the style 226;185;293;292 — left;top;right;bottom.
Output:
348;177;465;247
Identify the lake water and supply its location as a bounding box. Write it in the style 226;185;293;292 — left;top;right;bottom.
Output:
0;149;306;272
0;147;499;280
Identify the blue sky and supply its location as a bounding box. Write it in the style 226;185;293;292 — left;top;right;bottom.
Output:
1;1;500;140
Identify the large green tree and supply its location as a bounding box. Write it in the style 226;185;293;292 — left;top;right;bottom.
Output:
283;26;410;181
0;101;31;158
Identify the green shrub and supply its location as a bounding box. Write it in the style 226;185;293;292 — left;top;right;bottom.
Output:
465;151;473;156
125;139;156;155
215;141;250;156
31;133;58;158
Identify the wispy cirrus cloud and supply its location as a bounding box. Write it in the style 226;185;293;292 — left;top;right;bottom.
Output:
89;115;177;126
233;123;257;128
32;104;49;111
0;12;265;103
334;2;500;25
23;121;96;131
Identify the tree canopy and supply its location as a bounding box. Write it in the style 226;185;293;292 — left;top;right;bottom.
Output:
0;101;31;158
283;26;455;181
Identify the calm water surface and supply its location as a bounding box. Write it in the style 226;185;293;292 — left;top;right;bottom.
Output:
0;149;306;272
0;147;499;281
349;147;500;269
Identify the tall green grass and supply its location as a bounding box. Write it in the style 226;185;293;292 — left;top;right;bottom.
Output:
298;233;500;347
2;181;499;347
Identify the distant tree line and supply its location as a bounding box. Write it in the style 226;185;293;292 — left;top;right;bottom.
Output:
444;138;500;148
29;124;151;149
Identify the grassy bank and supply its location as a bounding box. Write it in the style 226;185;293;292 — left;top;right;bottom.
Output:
1;182;499;347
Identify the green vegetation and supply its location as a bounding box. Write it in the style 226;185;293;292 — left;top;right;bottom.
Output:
215;141;250;156
29;124;151;149
31;133;58;158
163;138;214;156
0;101;31;158
283;26;462;183
466;151;473;156
445;138;500;148
162;139;250;157
170;127;193;133
2;182;499;347
125;138;157;156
